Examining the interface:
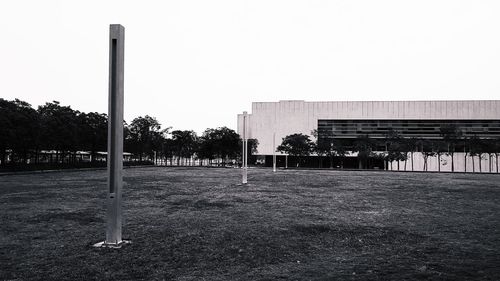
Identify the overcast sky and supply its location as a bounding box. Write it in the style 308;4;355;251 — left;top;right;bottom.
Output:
1;1;499;133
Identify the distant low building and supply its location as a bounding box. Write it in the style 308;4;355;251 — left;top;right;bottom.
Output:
237;100;500;172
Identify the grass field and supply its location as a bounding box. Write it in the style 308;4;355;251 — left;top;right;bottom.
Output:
1;167;499;280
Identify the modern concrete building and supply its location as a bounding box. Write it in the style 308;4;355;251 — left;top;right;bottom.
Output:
237;100;500;172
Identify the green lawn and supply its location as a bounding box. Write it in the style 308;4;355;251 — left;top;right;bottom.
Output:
1;167;499;280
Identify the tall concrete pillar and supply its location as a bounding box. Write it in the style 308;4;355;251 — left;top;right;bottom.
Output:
106;24;125;245
95;24;128;248
242;111;248;184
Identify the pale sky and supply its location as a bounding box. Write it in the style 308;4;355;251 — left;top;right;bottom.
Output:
1;1;499;134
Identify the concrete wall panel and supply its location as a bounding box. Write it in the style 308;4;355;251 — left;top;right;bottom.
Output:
238;100;500;156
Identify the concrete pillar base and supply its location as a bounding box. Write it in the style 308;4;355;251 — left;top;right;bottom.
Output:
93;240;131;249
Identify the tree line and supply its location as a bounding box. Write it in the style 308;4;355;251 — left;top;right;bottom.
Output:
276;125;500;173
3;97;498;172
0;98;257;168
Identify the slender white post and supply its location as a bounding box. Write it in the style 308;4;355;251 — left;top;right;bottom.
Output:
93;24;130;248
106;24;125;246
273;132;276;172
242;111;248;184
285;154;288;169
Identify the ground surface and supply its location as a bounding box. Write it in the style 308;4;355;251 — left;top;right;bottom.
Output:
0;167;499;281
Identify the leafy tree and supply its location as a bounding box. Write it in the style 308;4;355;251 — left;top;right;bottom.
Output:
151;130;167;165
247;138;259;156
13;100;39;164
171;130;198;165
311;129;347;169
0;99;15;164
126;115;161;161
494;138;500;173
468;135;484;173
0;99;40;165
162;138;176;165
311;129;331;168
484;138;500;173
311;129;327;168
38;101;80;163
432;139;448;172
371;152;387;169
312;140;327;168
332;139;348;169
198;128;217;165
198;127;240;166
440;124;463;172
78;112;107;163
421;139;437;171
405;138;419;171
462;135;469;172
402;138;418;171
384;129;406;171
277;133;314;167
311;129;344;168
215;127;240;165
353;134;376;169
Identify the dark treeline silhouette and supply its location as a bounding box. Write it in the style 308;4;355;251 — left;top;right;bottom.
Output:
0;98;258;171
0;99;110;170
276;126;500;173
4;98;496;173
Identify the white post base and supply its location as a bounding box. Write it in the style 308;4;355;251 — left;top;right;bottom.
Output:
93;240;131;249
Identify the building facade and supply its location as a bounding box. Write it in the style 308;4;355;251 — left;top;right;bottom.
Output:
237;100;500;172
